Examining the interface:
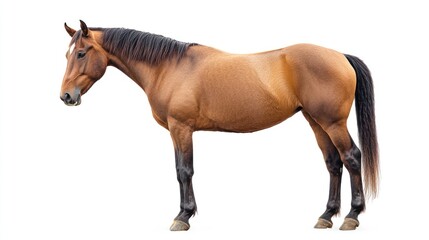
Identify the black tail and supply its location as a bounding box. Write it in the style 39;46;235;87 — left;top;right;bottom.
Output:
345;54;379;199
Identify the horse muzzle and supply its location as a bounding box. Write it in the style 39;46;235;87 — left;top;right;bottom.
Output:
60;91;81;106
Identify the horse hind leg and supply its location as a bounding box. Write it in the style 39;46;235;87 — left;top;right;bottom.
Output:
322;120;365;230
303;112;343;229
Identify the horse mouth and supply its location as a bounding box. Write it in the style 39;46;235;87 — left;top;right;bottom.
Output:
71;97;81;106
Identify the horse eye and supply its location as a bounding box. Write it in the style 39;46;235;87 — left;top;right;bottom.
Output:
77;51;86;59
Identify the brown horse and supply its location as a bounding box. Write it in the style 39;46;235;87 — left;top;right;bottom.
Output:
60;20;379;231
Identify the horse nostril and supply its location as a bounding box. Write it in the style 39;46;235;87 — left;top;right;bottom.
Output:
63;93;72;103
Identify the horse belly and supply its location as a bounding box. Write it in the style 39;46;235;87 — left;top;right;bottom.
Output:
221;107;294;133
199;88;296;133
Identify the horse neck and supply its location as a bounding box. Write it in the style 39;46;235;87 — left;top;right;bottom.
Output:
90;32;160;92
106;52;162;93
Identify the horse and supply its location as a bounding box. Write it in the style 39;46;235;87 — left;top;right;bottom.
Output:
60;20;379;231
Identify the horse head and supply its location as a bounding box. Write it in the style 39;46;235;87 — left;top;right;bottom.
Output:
60;20;108;106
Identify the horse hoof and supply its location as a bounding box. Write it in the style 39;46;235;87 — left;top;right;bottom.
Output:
339;218;359;230
170;220;190;231
314;218;333;229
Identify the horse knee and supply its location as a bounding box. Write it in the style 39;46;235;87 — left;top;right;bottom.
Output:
176;166;194;182
342;146;361;173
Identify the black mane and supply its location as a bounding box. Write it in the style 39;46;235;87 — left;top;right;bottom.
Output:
98;28;197;65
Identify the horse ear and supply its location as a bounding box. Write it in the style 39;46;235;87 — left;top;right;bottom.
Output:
64;22;76;37
80;20;89;37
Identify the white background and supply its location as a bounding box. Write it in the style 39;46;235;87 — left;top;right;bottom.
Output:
1;0;428;239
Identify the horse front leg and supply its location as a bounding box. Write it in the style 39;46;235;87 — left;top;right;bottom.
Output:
168;120;197;231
